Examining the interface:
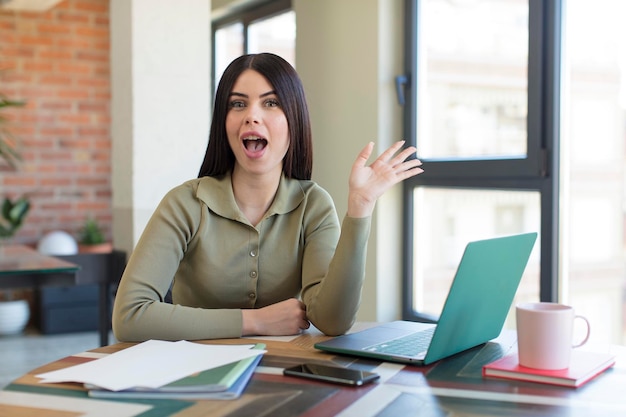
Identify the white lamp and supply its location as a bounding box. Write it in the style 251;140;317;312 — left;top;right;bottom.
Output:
37;230;79;255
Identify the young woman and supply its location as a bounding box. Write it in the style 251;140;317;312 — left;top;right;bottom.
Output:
112;53;423;342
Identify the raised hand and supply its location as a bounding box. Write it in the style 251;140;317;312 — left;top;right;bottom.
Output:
241;298;310;336
348;141;423;218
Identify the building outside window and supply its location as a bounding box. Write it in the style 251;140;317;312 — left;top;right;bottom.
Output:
561;0;625;345
404;0;626;345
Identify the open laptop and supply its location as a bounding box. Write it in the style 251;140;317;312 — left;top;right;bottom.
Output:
315;232;537;365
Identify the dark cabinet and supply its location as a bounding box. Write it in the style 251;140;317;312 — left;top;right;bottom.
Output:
37;250;126;336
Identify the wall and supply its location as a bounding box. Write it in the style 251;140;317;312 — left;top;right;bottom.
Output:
109;0;210;254
0;0;210;253
0;0;111;246
1;0;404;322
294;0;405;321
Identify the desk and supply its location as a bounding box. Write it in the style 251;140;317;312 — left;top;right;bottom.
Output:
0;244;121;346
1;327;625;417
0;244;79;288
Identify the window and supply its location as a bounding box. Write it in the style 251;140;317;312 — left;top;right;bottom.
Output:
212;0;295;96
416;0;530;161
402;0;556;334
561;0;626;344
404;0;626;345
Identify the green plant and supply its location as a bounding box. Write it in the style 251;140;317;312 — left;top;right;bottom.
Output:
1;88;29;240
79;217;106;245
0;196;30;238
0;95;25;169
0;90;30;306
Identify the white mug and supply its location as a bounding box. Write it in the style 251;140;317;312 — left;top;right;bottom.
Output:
516;302;590;370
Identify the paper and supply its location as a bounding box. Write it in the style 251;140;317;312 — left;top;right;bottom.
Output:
36;340;266;392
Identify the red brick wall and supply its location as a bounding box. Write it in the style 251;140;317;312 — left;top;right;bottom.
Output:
0;0;111;247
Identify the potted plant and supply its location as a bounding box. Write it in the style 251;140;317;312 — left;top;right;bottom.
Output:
0;195;30;239
0;289;31;335
78;217;112;253
0;93;29;239
0;192;31;338
0;91;29;239
0;90;31;335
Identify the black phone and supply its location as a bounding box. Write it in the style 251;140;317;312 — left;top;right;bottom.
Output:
283;363;380;386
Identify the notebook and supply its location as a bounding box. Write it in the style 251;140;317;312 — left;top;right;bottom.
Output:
315;232;538;365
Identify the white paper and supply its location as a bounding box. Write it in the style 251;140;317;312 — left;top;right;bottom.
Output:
35;340;266;392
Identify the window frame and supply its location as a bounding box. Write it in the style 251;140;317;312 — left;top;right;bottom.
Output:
211;0;292;96
401;0;563;322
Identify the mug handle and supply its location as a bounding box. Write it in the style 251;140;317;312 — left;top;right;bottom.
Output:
572;315;591;348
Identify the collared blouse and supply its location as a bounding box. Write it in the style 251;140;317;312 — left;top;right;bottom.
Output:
112;173;371;341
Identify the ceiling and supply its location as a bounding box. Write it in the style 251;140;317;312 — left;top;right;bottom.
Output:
0;0;63;12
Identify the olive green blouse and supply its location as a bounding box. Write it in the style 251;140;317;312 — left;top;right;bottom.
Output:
112;173;371;342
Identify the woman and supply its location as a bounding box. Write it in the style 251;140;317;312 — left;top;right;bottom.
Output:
112;53;423;342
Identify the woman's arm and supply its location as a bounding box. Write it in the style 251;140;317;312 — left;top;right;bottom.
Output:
301;215;371;335
302;141;422;335
112;181;245;342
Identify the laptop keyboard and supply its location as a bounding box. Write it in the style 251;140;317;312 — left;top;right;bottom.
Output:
363;327;435;357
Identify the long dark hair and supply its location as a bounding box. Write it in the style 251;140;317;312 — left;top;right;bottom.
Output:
198;53;313;179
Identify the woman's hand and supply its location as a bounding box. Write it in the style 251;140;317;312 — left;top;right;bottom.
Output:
347;141;423;218
241;298;310;336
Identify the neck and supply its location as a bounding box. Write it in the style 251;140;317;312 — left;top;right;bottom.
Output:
231;168;281;226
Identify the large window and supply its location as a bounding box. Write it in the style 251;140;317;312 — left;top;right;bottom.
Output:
212;0;295;96
404;0;625;345
403;0;550;327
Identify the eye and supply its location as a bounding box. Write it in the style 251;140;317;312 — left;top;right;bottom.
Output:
264;98;280;108
229;100;245;109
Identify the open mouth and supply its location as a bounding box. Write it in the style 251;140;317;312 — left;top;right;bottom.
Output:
243;137;268;152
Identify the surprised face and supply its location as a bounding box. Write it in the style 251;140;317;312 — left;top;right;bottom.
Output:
226;69;290;180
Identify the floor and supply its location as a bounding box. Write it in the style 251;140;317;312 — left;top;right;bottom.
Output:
0;327;115;389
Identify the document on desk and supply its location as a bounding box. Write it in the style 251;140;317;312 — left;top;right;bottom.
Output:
35;340;266;392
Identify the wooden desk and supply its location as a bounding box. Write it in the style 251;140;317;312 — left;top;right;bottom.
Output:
0;244;79;288
1;327;625;417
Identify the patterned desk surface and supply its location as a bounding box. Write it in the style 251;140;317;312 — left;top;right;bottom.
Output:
1;326;625;417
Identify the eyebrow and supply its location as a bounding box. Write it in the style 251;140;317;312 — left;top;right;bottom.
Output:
229;90;277;98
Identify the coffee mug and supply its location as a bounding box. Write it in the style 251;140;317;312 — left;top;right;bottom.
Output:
516;302;590;370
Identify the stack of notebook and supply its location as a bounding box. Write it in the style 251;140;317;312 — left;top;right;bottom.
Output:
482;349;616;388
86;343;265;400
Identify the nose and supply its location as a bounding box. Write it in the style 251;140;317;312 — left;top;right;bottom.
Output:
244;105;260;125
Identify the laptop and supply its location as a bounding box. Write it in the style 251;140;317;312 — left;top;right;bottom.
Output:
315;232;537;365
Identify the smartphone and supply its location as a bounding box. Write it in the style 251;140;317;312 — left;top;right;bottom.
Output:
283;363;380;386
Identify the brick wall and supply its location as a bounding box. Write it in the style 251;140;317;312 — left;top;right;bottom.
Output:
0;0;111;247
